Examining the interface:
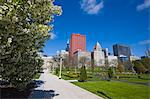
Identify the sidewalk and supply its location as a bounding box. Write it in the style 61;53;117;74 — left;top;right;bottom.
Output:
29;69;103;99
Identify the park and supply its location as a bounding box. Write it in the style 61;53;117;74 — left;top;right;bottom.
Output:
0;0;150;99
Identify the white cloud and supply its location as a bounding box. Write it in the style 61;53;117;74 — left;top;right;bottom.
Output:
139;40;150;45
50;32;56;40
80;0;104;14
137;0;150;11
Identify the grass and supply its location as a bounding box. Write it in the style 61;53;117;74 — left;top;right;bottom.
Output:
114;74;150;83
59;69;150;84
73;81;150;99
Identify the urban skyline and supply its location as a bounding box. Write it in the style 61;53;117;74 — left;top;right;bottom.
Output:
43;0;149;57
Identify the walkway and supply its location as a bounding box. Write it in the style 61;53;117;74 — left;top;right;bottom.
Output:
29;69;102;99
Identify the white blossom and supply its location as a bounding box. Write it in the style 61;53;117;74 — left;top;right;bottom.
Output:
8;37;12;43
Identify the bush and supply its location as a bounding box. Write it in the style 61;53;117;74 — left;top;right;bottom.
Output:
140;58;150;72
55;68;59;75
133;61;146;74
108;67;114;80
79;66;87;82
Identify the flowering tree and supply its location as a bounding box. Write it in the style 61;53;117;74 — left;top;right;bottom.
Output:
0;0;62;89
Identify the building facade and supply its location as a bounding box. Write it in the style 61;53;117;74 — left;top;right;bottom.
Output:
74;51;91;67
92;42;105;66
130;55;140;62
113;44;131;62
107;55;118;67
113;44;131;57
69;34;86;57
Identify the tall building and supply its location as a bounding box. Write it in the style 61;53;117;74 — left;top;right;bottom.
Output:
92;42;105;66
103;48;109;58
69;34;86;57
113;44;131;57
65;39;70;52
113;44;131;62
74;51;91;67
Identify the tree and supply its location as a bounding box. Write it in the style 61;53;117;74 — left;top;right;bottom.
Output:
117;61;124;73
62;54;69;69
140;58;150;73
123;61;134;72
0;0;62;89
108;67;114;80
79;56;90;67
79;66;87;82
133;61;146;74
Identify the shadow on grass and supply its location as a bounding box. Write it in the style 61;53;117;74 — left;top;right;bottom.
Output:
97;91;111;99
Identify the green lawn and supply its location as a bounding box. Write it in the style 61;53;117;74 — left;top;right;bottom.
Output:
73;81;150;99
116;77;150;83
60;71;150;84
114;74;150;83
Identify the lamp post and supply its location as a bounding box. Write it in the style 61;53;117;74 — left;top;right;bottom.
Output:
59;56;62;79
58;52;63;79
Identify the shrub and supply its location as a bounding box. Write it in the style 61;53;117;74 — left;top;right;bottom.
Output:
108;67;114;80
55;68;59;75
79;66;87;82
133;61;146;74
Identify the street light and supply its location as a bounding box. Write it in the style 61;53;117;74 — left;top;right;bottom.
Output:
59;56;63;79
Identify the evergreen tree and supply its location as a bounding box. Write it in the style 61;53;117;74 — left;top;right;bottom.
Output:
79;66;87;82
0;0;62;89
108;67;114;80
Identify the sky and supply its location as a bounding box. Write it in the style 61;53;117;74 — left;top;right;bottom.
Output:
43;0;150;57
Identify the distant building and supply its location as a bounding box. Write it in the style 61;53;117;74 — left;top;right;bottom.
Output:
130;56;140;62
92;42;105;66
42;56;53;68
69;34;86;57
141;56;150;59
107;55;118;67
113;44;131;57
113;44;131;62
103;48;109;58
118;55;129;63
65;39;70;52
74;51;91;67
57;50;69;58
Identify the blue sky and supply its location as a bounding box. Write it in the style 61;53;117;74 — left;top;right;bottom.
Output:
43;0;150;57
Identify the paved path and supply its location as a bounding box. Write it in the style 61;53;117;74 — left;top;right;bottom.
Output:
29;69;103;99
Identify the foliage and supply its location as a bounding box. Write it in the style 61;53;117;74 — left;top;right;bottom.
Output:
79;56;90;67
0;0;62;89
123;61;134;71
34;73;41;79
79;66;87;82
117;61;124;73
140;58;150;72
55;67;59;75
133;61;146;74
107;67;114;80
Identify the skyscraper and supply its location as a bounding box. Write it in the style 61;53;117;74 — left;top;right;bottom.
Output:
65;39;70;52
113;44;131;62
113;44;131;57
92;42;105;66
69;34;86;57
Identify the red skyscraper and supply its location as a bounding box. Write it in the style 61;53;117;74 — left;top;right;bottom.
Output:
69;34;86;57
